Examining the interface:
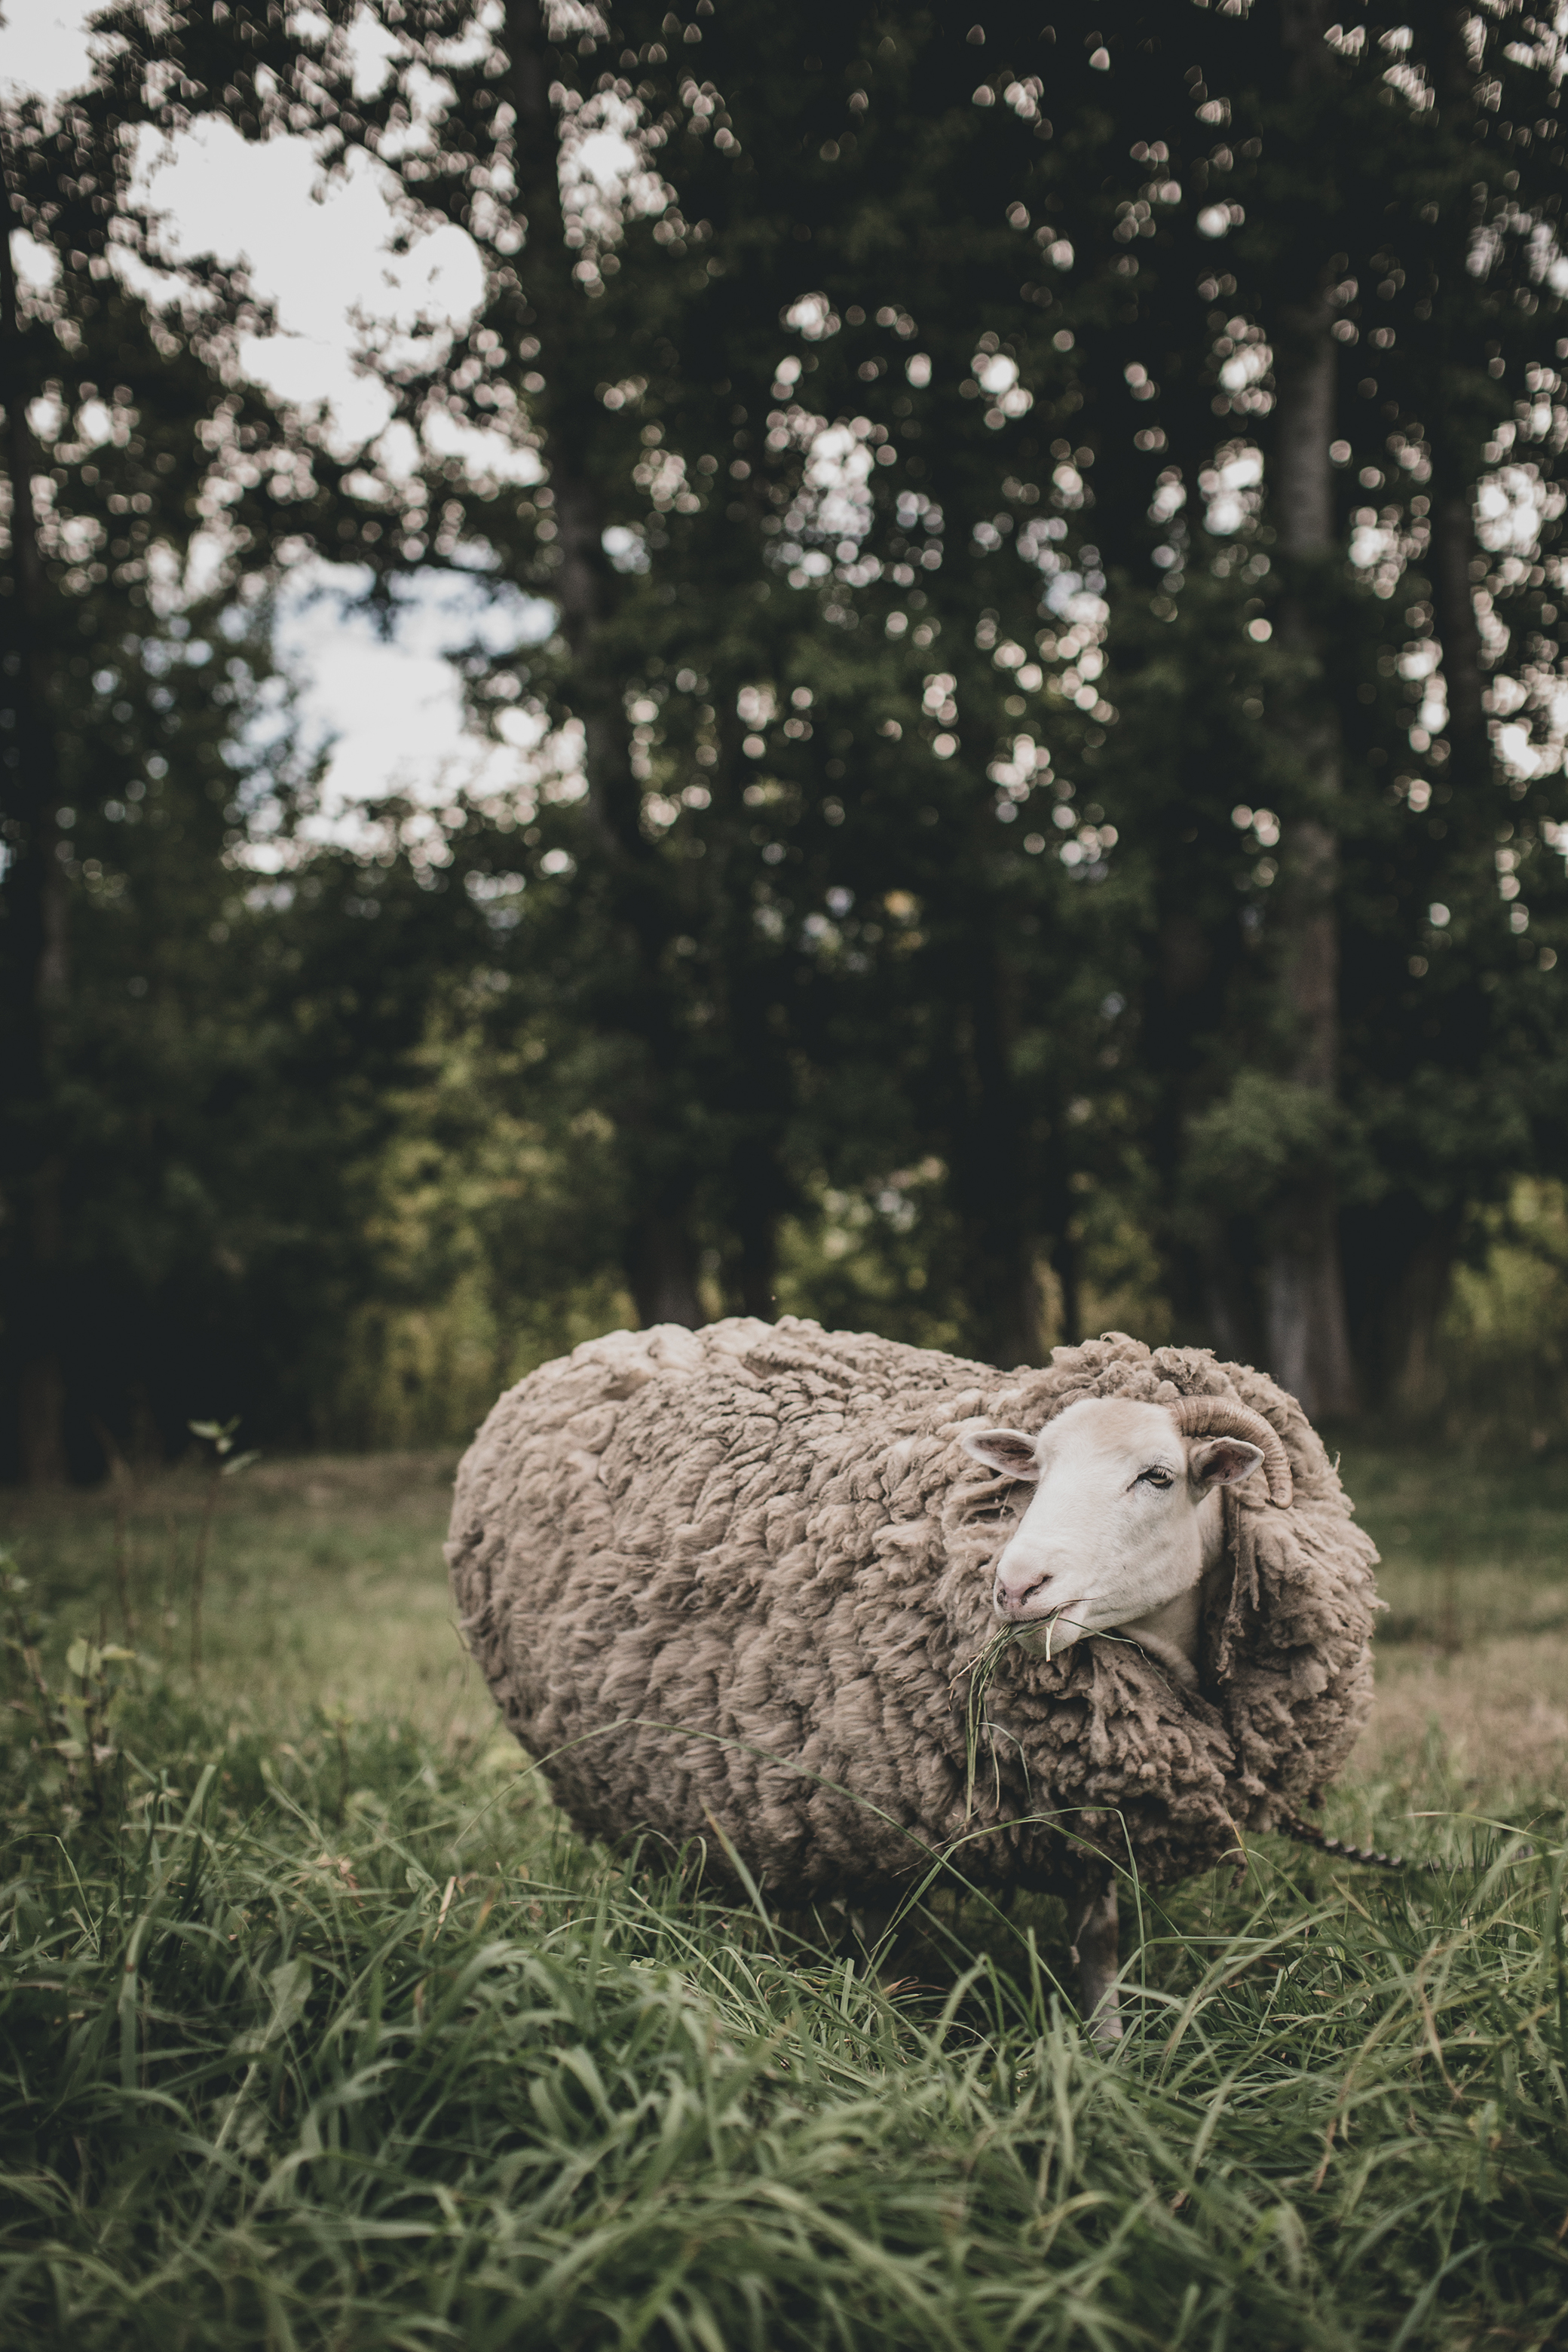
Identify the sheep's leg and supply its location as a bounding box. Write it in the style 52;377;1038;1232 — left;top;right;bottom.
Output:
1070;1881;1123;2046
847;1899;899;1959
818;1896;901;1964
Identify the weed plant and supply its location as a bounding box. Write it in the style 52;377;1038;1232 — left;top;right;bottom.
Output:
2;1472;1568;2347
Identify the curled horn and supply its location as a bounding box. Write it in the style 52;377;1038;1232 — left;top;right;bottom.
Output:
1171;1396;1293;1506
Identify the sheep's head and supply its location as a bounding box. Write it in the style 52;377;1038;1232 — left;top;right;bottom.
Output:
960;1394;1290;1658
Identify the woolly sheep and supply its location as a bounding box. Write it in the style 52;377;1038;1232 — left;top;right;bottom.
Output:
448;1318;1380;2037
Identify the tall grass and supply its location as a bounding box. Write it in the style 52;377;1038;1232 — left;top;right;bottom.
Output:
4;1459;1568;2347
4;1680;1568;2347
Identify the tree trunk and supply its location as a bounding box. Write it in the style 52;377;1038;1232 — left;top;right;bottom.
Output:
1;163;69;1483
729;1129;780;1321
504;2;703;1326
1385;1214;1457;1419
1343;9;1491;1419
1146;906;1259;1359
1263;306;1357;1416
1050;1223;1080;1353
951;943;1044;1369
1259;3;1358;1417
1349;482;1475;1419
631;1214;704;1329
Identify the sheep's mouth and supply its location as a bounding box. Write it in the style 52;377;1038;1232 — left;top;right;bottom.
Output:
1012;1609;1093;1659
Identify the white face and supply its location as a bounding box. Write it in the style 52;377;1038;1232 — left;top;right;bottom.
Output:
960;1398;1264;1655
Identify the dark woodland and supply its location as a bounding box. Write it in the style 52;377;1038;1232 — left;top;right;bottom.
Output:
3;0;1566;1479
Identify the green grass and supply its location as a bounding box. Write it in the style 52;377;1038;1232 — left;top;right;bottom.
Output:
3;1450;1568;2348
1338;1440;1568;1806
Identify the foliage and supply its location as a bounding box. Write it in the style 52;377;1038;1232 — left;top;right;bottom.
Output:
1436;1178;1568;1454
5;2;1568;1468
317;992;639;1444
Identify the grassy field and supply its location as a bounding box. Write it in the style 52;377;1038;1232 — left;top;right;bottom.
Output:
3;1441;1568;2347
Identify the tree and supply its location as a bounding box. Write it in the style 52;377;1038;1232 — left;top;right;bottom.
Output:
1005;0;1566;1413
2;88;291;1475
88;0;813;1328
1;119;70;1478
59;0;1568;1426
86;0;1125;1361
1;85;366;1474
1331;1;1568;1407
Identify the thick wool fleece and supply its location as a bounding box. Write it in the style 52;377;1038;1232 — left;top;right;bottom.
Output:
447;1319;1380;1901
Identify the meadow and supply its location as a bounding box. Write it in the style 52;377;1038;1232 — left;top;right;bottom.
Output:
3;1443;1568;2350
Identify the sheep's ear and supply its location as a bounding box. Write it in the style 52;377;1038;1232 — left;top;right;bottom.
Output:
961;1427;1042;1481
1188;1436;1264;1490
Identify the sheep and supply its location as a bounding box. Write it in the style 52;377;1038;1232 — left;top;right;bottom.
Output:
448;1318;1380;2039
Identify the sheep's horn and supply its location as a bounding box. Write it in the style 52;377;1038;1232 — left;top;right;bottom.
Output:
1171;1396;1292;1506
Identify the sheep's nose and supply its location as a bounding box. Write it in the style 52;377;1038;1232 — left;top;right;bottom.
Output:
994;1569;1051;1619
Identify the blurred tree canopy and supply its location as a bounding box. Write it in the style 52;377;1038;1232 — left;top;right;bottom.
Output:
2;0;1565;1477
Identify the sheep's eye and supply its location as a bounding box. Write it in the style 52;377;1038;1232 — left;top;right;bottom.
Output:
1136;1467;1174;1491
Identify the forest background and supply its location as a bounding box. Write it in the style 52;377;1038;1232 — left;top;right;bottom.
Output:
3;0;1567;1486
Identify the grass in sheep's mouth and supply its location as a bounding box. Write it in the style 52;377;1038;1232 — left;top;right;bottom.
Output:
959;1617;1158;1821
958;1615;1101;1823
4;1448;1568;2350
957;1622;1031;1821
